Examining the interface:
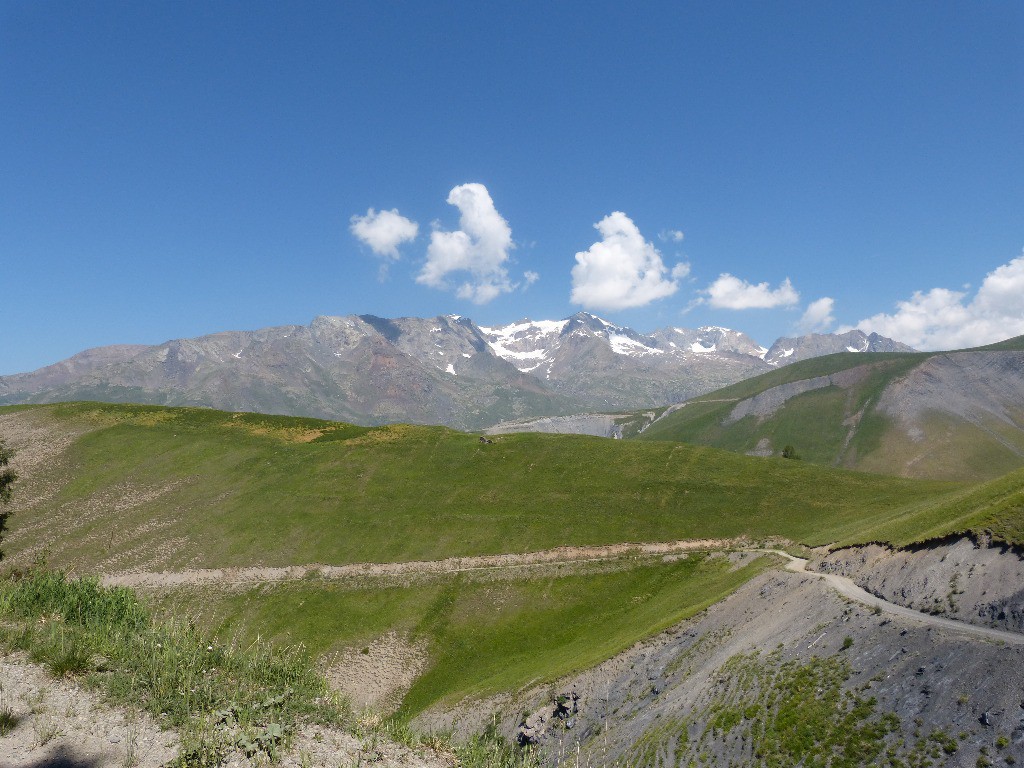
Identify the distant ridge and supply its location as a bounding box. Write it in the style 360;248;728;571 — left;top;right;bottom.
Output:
0;312;913;430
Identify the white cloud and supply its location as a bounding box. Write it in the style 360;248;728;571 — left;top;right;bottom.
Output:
798;297;836;333
523;270;540;287
350;208;418;260
417;183;514;304
703;274;800;310
671;262;691;280
844;253;1024;350
570;212;684;311
660;229;685;243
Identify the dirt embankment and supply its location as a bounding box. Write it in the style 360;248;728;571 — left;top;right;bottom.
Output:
0;653;179;767
100;538;741;588
814;535;1024;634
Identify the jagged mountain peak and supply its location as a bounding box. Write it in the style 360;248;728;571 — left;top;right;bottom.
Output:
763;329;915;366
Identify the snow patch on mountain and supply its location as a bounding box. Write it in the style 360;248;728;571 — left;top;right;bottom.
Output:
609;334;664;356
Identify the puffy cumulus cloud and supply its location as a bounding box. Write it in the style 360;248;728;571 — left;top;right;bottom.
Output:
570;212;686;311
844;253;1024;350
703;274;800;310
350;208;418;259
659;229;685;243
798;297;836;333
417;183;514;304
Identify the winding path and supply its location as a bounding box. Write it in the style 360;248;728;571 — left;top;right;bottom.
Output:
772;551;1024;646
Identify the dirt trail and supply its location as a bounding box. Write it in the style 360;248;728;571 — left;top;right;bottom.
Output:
773;551;1024;645
100;538;740;588
104;541;1024;646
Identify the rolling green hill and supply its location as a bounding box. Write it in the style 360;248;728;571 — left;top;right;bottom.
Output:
0;401;965;573
637;337;1024;482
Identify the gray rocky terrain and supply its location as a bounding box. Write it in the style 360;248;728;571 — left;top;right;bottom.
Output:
763;329;915;365
816;536;1024;634
723;364;874;424
483;410;663;439
876;351;1024;444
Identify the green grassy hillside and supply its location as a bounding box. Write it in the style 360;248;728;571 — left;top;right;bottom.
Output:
4;399;1024;731
167;552;773;716
637;355;921;457
971;333;1024;351
636;342;1024;482
848;464;1024;546
2;401;962;572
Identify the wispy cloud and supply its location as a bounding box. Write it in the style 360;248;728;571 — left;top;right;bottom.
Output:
571;211;687;311
702;274;799;310
350;208;418;260
798;297;836;333
417;183;515;304
843;252;1024;350
659;229;685;243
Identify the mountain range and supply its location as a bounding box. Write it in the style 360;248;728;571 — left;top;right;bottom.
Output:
0;312;913;430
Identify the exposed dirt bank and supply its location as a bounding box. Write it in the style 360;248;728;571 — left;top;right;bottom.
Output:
100;538;742;588
0;652;451;768
814;535;1024;634
0;652;179;767
324;632;430;712
779;550;1024;644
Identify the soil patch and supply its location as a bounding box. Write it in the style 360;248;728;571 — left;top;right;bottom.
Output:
325;632;430;712
0;652;179;767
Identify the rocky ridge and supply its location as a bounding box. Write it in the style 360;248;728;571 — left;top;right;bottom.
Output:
763;329;915;365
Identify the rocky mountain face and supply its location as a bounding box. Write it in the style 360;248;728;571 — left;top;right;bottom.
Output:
479;313;771;411
0;312;911;430
763;330;915;365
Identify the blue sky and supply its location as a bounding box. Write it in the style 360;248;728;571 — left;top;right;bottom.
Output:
2;1;1022;374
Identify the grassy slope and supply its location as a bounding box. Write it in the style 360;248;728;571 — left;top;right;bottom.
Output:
636;353;926;450
636;341;1024;482
162;553;774;716
6;398;1024;723
848;465;1024;547
2;402;961;571
971;333;1024;352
